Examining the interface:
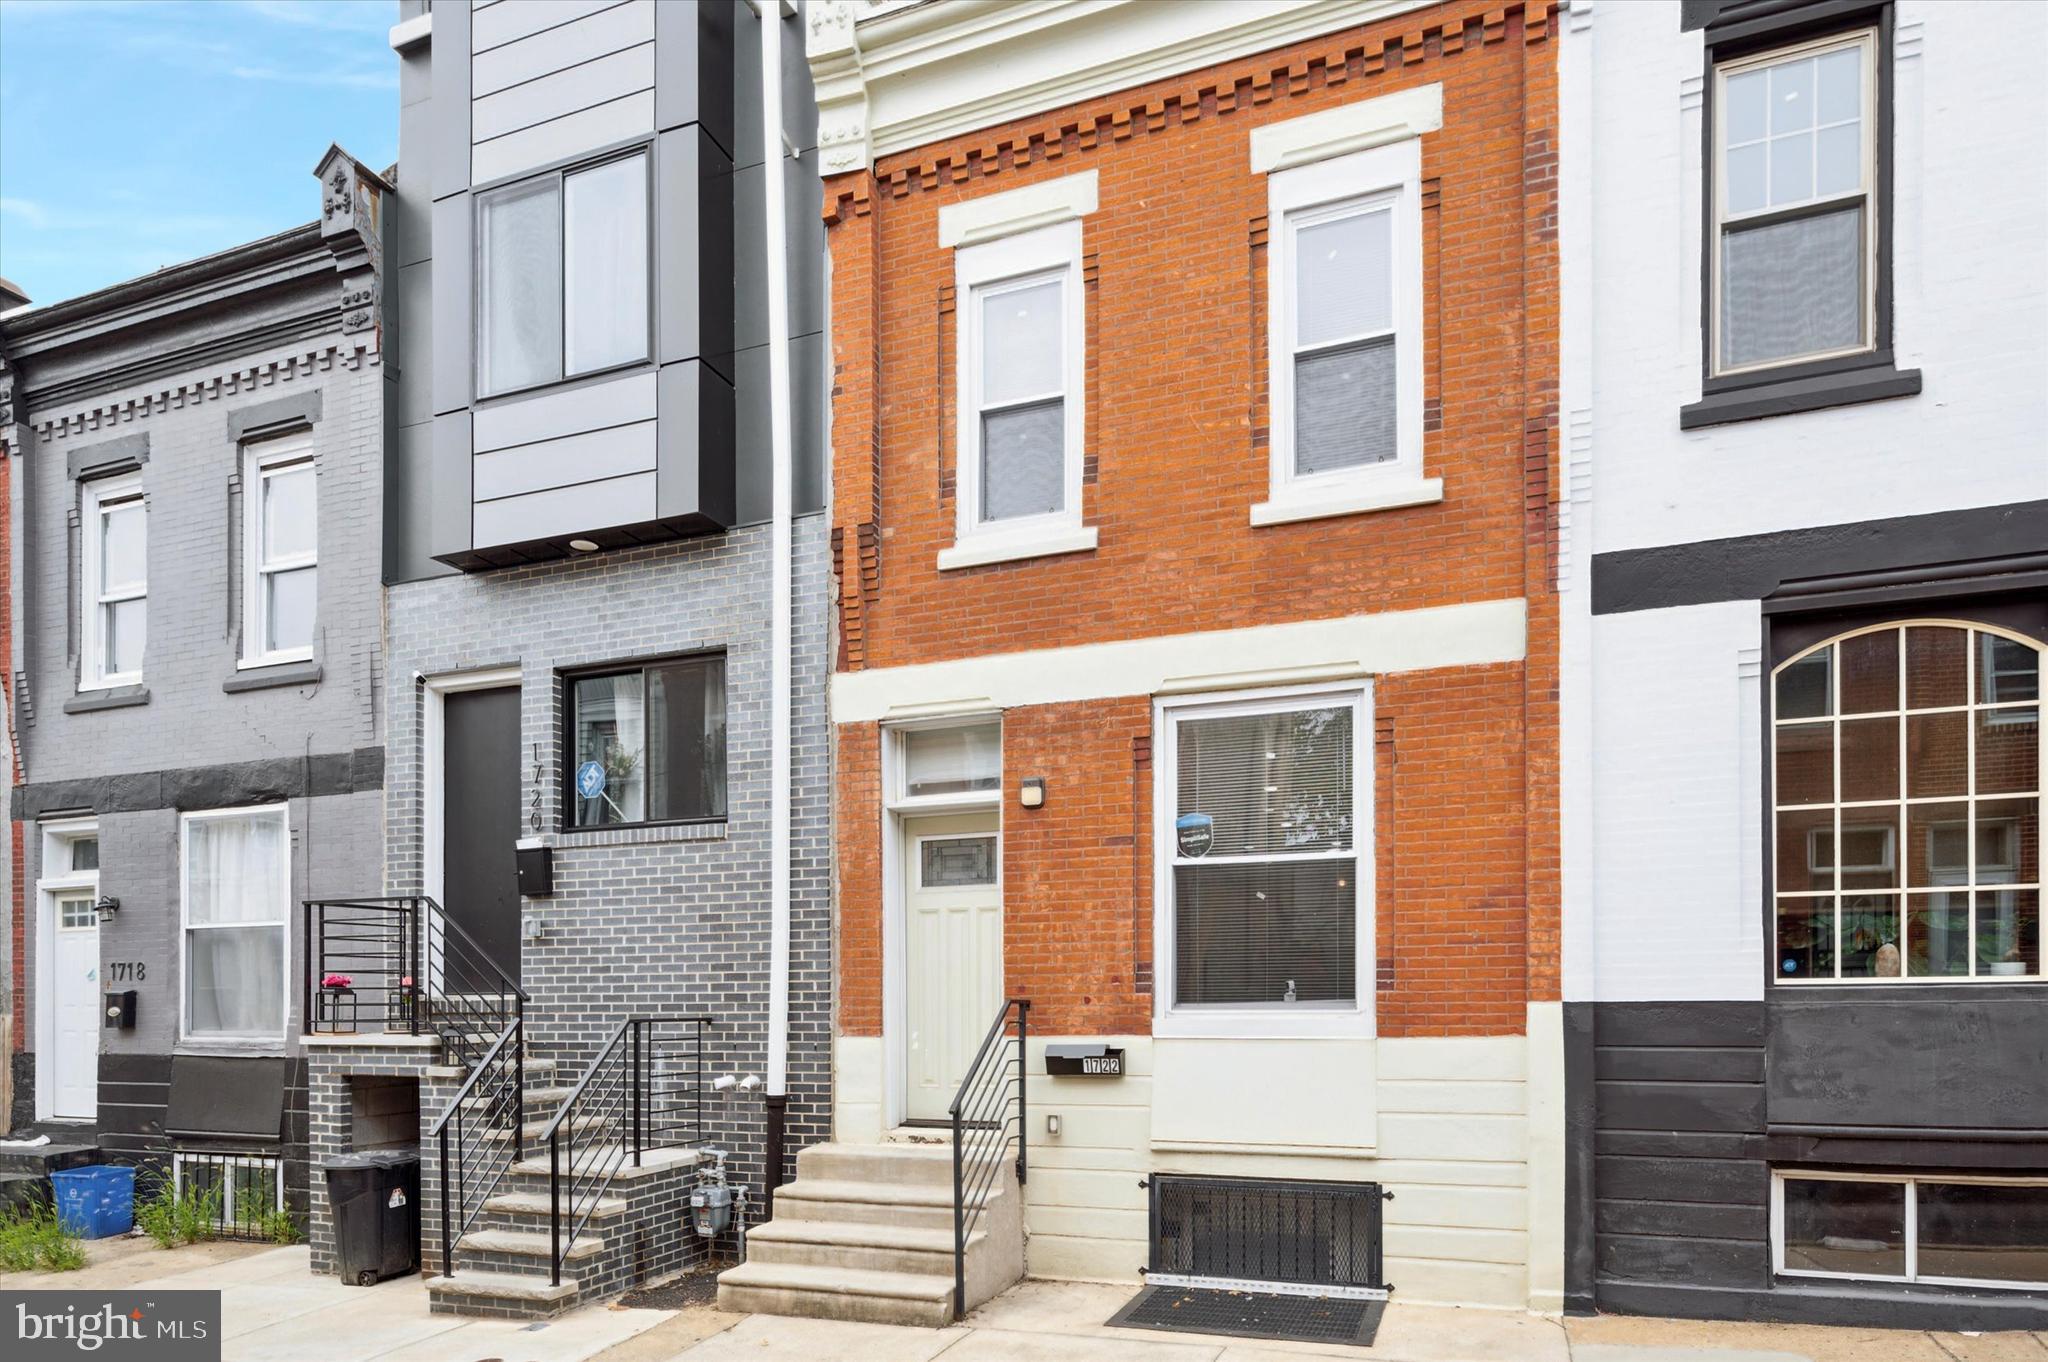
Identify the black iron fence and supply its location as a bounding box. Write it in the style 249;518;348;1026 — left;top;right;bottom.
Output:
427;1015;524;1275
171;1149;287;1242
1148;1173;1389;1292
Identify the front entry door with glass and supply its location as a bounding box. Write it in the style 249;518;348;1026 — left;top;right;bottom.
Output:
49;890;100;1120
904;812;1003;1122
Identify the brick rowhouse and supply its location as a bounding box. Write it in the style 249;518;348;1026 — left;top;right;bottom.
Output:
817;0;1562;1310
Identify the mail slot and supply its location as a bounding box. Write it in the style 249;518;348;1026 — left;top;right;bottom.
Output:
1045;1043;1124;1077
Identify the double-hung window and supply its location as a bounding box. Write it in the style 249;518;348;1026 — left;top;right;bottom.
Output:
1258;139;1428;523
241;438;316;666
567;654;727;829
81;473;146;690
948;220;1089;566
1712;29;1877;376
476;149;650;398
1157;688;1371;1036
181;806;290;1041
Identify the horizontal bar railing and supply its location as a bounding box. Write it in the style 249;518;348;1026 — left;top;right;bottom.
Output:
426;1012;524;1277
541;1016;713;1286
950;997;1029;1320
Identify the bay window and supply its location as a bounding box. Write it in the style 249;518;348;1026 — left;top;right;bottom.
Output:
476;149;650;399
1772;623;2042;983
181;806;290;1040
81;473;146;690
1157;688;1370;1035
241;437;316;665
568;654;726;829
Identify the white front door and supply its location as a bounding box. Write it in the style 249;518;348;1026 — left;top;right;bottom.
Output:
904;813;1002;1123
48;890;100;1121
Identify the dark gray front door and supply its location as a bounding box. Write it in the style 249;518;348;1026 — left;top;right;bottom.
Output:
444;687;521;985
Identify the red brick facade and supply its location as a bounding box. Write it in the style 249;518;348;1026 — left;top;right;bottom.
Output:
829;2;1559;1039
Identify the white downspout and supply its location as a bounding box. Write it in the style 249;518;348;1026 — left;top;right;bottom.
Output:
760;0;794;1117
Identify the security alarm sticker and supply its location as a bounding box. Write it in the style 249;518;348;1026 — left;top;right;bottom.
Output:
388;1187;407;1209
1175;813;1214;857
575;761;607;800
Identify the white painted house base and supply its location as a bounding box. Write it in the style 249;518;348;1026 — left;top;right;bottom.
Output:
832;1002;1566;1314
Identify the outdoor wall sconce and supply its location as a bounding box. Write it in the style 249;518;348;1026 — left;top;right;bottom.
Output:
1019;777;1046;809
93;895;121;924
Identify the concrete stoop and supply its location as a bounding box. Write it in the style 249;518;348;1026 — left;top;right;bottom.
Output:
427;1145;706;1320
718;1141;1024;1327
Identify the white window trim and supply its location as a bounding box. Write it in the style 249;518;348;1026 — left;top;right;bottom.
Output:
1256;139;1431;527
944;219;1094;571
883;713;1004;815
179;805;292;1045
173;1150;285;1213
34;817;99;1123
239;436;317;669
1710;27;1880;379
1153;682;1374;1039
937;168;1097;249
1773;1169;2048;1292
1770;619;2044;986
80;472;145;691
1249;81;1443;175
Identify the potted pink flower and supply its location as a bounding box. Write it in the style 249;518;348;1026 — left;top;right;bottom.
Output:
318;973;357;1032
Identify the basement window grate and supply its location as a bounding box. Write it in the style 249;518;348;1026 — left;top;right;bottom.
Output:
1147;1173;1390;1292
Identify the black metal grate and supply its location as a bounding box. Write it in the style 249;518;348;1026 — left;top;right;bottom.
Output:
1109;1286;1385;1346
172;1149;288;1242
1149;1173;1387;1291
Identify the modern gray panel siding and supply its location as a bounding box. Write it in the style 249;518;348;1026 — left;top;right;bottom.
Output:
473;2;654;98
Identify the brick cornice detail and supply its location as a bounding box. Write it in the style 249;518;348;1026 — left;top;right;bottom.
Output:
27;339;377;447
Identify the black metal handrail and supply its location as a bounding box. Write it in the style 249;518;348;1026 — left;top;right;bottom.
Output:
303;896;528;1070
426;1013;524;1276
541;1016;712;1286
950;997;1029;1320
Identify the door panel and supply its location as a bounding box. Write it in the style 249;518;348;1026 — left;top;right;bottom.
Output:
904;813;1002;1123
51;891;99;1120
443;687;523;986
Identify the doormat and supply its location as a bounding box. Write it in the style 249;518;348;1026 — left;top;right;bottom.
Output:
1107;1284;1385;1347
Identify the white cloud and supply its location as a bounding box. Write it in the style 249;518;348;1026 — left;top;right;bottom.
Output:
0;196;50;228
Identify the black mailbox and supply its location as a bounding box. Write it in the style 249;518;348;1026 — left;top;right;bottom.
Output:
104;990;137;1029
515;839;553;897
1045;1043;1124;1077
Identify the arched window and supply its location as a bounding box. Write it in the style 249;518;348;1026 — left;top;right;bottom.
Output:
1772;622;2042;983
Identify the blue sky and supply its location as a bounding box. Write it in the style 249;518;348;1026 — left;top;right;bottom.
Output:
0;0;398;308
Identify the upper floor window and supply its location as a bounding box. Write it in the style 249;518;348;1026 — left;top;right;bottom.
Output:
1712;29;1876;376
567;654;726;829
81;473;146;690
241;437;316;667
1773;623;2041;984
1257;139;1428;525
952;220;1087;556
1156;687;1370;1037
476;149;649;399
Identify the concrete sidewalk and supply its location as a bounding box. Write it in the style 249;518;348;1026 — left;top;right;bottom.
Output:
612;1277;2048;1362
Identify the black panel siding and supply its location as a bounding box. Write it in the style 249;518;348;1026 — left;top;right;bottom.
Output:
96;1054;311;1216
1582;1000;2048;1328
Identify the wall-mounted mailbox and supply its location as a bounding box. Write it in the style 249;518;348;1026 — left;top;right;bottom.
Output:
104;990;137;1029
515;839;553;898
1045;1043;1124;1077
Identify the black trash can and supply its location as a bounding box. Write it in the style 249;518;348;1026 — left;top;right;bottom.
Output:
323;1149;421;1286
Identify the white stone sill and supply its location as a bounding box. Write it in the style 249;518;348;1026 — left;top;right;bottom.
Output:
935;524;1098;571
1250;477;1444;527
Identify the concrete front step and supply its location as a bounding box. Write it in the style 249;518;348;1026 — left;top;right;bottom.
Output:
743;1217;975;1278
480;1190;629;1222
771;1177;979;1233
456;1227;605;1262
426;1270;578;1320
458;1083;577;1113
717;1260;956;1328
792;1141;957;1188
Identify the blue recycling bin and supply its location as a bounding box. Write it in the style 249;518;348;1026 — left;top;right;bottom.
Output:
50;1164;135;1239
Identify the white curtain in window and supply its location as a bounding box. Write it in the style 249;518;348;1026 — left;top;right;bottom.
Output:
186;813;286;1036
565;156;649;376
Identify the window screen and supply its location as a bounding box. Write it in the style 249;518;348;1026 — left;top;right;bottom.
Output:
976;276;1066;523
1290;202;1397;475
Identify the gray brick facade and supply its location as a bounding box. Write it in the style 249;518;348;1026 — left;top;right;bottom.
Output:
381;516;834;1206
